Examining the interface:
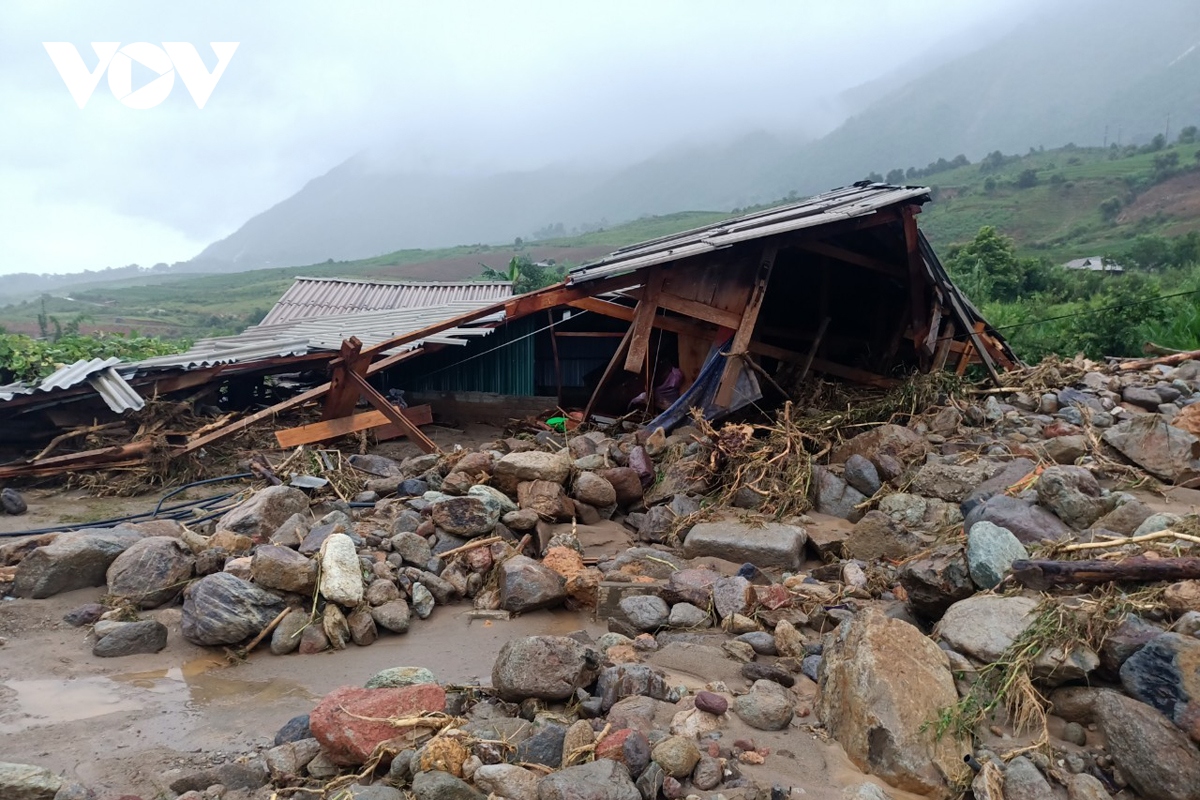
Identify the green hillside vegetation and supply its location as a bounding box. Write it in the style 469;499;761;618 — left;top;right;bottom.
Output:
7;131;1200;370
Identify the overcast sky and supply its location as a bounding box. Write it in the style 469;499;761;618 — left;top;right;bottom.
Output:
0;0;1047;276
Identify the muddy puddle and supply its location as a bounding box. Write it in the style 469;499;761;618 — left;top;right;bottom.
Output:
0;655;319;739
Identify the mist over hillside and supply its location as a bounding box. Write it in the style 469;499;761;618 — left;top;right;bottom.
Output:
181;0;1200;275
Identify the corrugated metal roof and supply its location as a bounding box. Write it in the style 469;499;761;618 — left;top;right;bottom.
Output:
260;277;514;325
0;356;144;411
89;367;146;413
127;299;505;371
568;183;931;283
39;357;124;391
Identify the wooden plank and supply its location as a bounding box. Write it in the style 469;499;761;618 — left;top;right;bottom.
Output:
749;341;899;389
656;290;743;329
955;340;976;376
552;331;627;338
347;370;439;454
274;405;432;448
677;333;711;391
901;205;929;342
932;321;956;371
568;296;720;343
623;268;665;374
716;244;777;406
794;241;905;278
584;325;635;421
322;337;370;421
502;273;644;320
179;347;425;455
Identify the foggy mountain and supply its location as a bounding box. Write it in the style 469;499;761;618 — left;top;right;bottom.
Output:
188;0;1200;273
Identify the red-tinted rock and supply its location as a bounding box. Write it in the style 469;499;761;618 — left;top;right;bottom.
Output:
309;683;446;765
594;727;650;776
694;691;728;715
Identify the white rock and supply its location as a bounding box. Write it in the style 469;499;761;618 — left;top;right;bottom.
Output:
319;533;363;606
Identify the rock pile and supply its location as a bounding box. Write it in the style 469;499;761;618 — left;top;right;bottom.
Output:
4;354;1200;799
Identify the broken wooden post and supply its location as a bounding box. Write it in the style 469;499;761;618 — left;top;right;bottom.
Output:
345;370;439;454
1009;557;1200;590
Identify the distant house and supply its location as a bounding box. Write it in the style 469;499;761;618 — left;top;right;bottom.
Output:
1063;256;1124;273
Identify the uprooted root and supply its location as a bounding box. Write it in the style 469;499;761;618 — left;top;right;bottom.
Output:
694;402;818;519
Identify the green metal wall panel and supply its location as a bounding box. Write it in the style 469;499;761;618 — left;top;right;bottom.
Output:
378;316;537;396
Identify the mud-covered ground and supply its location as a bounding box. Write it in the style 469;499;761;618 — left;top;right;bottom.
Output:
0;584;925;800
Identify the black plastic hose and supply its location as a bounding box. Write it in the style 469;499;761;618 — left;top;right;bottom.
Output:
0;473;254;537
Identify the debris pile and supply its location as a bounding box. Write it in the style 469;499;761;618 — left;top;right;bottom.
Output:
2;354;1200;799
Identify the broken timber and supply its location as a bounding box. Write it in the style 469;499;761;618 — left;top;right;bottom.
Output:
274;404;433;448
1010;557;1200;590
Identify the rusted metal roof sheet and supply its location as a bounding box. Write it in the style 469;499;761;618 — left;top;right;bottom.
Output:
568;183;931;283
261;277;514;325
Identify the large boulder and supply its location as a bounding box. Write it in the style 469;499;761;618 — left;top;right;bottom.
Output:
596;664;670;711
251;544;318;594
682;519;807;570
1001;756;1054;800
498;555;567;613
733;683;794;731
910;460;1002;503
937;595;1097;683
811;466;867;522
817;609;969;798
181;572;287;646
92;619;168;657
319;533;364;607
960;458;1037;515
0;762;63;800
898;545;974;618
493;450;572;494
13;526;143;598
963;494;1073;545
1094;689;1200;800
310;683;447;765
217;485;309;541
843;510;925;562
537;758;640;800
474;764;539;800
1035;465;1108;529
965;521;1027;590
1103;414;1200;484
1119;633;1200;740
106;535;195;608
829;424;930;480
492;635;600;701
430;495;501;537
573;472;617;509
596;468;644;508
517;480;574;521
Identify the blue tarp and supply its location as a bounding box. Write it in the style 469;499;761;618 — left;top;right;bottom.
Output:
646;340;762;432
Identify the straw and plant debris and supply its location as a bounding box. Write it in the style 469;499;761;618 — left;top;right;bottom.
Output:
932;586;1169;755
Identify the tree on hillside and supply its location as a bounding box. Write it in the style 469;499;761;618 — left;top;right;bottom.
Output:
945;226;1051;303
1124;235;1174;271
481;256;566;295
1067;273;1167;358
886;168;906;184
1179;125;1198;145
1015;168;1039;189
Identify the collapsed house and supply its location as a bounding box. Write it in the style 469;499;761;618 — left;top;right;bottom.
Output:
0;183;1017;477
